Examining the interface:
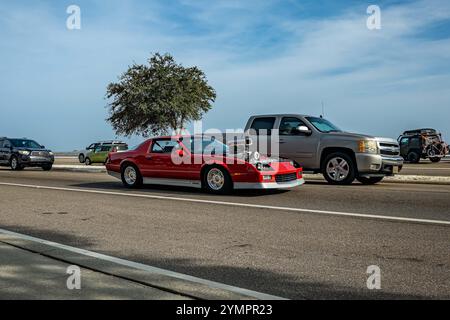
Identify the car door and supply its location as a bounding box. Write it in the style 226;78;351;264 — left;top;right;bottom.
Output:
399;137;409;157
278;117;319;170
141;139;182;179
1;139;13;164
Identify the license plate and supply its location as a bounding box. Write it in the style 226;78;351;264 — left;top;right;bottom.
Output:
393;166;399;174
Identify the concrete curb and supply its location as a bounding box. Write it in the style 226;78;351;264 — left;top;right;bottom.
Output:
52;165;450;185
303;174;450;185
0;229;285;300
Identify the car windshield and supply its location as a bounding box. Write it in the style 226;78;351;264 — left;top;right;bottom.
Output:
305;117;342;133
10;139;42;149
186;138;229;155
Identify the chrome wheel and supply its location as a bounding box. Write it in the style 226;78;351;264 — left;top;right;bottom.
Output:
11;157;18;170
326;157;350;182
207;168;225;191
124;166;137;185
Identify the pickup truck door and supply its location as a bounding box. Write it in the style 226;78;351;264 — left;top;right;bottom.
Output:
278;117;319;170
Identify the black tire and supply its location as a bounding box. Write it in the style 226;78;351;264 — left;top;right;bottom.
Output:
322;152;357;185
85;157;92;166
10;156;23;171
78;154;85;163
42;164;53;171
430;157;441;163
121;163;143;189
407;151;420;163
202;165;232;194
356;176;384;185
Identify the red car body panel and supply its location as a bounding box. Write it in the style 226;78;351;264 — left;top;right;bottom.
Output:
106;136;304;190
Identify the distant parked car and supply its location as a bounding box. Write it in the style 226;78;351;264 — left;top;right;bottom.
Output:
78;140;126;163
106;135;304;194
85;143;128;165
0;137;54;171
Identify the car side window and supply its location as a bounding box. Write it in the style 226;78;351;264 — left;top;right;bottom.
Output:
94;146;102;153
280;117;306;135
400;138;409;146
250;117;276;135
151;140;179;154
3;140;11;148
0;140;4;148
101;146;112;152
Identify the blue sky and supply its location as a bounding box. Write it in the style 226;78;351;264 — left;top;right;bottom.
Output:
0;0;449;151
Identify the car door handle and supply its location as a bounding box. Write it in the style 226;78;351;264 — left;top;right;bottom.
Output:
146;155;152;160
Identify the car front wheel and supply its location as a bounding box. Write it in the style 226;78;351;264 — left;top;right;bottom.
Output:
42;164;53;171
202;166;232;194
407;151;420;163
322;152;356;185
121;164;143;188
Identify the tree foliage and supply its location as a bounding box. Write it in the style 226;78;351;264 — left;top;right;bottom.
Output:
106;53;216;137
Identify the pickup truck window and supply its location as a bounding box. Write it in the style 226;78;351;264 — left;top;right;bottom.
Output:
250;117;275;135
306;117;342;133
280;117;306;135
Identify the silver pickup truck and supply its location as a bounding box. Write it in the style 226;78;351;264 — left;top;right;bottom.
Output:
244;114;404;185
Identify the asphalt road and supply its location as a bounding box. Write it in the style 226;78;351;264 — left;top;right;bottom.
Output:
0;168;449;299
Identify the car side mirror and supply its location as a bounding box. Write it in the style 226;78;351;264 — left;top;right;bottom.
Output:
296;126;312;136
41;145;45;149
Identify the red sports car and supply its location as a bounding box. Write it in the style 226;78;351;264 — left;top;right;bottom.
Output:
106;135;304;193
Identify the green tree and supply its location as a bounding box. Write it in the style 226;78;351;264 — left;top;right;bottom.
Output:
106;53;216;137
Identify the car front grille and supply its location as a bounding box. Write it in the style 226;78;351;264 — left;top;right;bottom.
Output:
379;143;400;156
275;173;297;183
31;151;50;157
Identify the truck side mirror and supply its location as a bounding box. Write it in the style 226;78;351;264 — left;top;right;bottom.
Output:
297;126;312;136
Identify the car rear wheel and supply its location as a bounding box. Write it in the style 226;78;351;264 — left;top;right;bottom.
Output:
202;166;232;194
407;151;420;163
356;176;384;185
121;164;143;188
78;154;85;163
85;157;92;166
322;152;356;185
430;157;441;163
10;156;23;171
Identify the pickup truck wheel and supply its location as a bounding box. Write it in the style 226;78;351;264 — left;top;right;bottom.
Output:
78;154;85;163
202;166;232;194
10;156;24;171
121;164;143;188
322;153;356;185
356;176;384;185
407;151;420;163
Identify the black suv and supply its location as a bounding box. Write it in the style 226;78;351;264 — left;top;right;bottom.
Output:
0;138;54;171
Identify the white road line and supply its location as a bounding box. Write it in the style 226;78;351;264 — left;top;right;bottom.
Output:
0;228;285;300
0;182;449;226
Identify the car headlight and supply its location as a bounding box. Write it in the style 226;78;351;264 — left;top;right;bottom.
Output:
18;150;31;156
358;140;378;154
49;152;54;156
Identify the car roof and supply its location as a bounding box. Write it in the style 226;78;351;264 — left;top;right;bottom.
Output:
249;114;313;118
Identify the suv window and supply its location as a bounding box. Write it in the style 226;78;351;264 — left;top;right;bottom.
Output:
280;117;306;135
151;140;179;154
0;140;4;148
250;117;276;135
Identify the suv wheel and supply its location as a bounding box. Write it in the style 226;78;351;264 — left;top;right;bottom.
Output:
85;157;92;166
322;152;356;185
42;164;53;171
202;166;232;194
10;156;23;171
78;154;85;163
121;164;143;188
407;151;420;163
356;176;384;185
429;157;441;163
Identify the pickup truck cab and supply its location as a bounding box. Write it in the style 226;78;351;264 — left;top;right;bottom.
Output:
245;114;404;185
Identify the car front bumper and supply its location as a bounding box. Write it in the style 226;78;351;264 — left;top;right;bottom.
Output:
234;177;305;189
20;155;54;167
356;153;403;177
